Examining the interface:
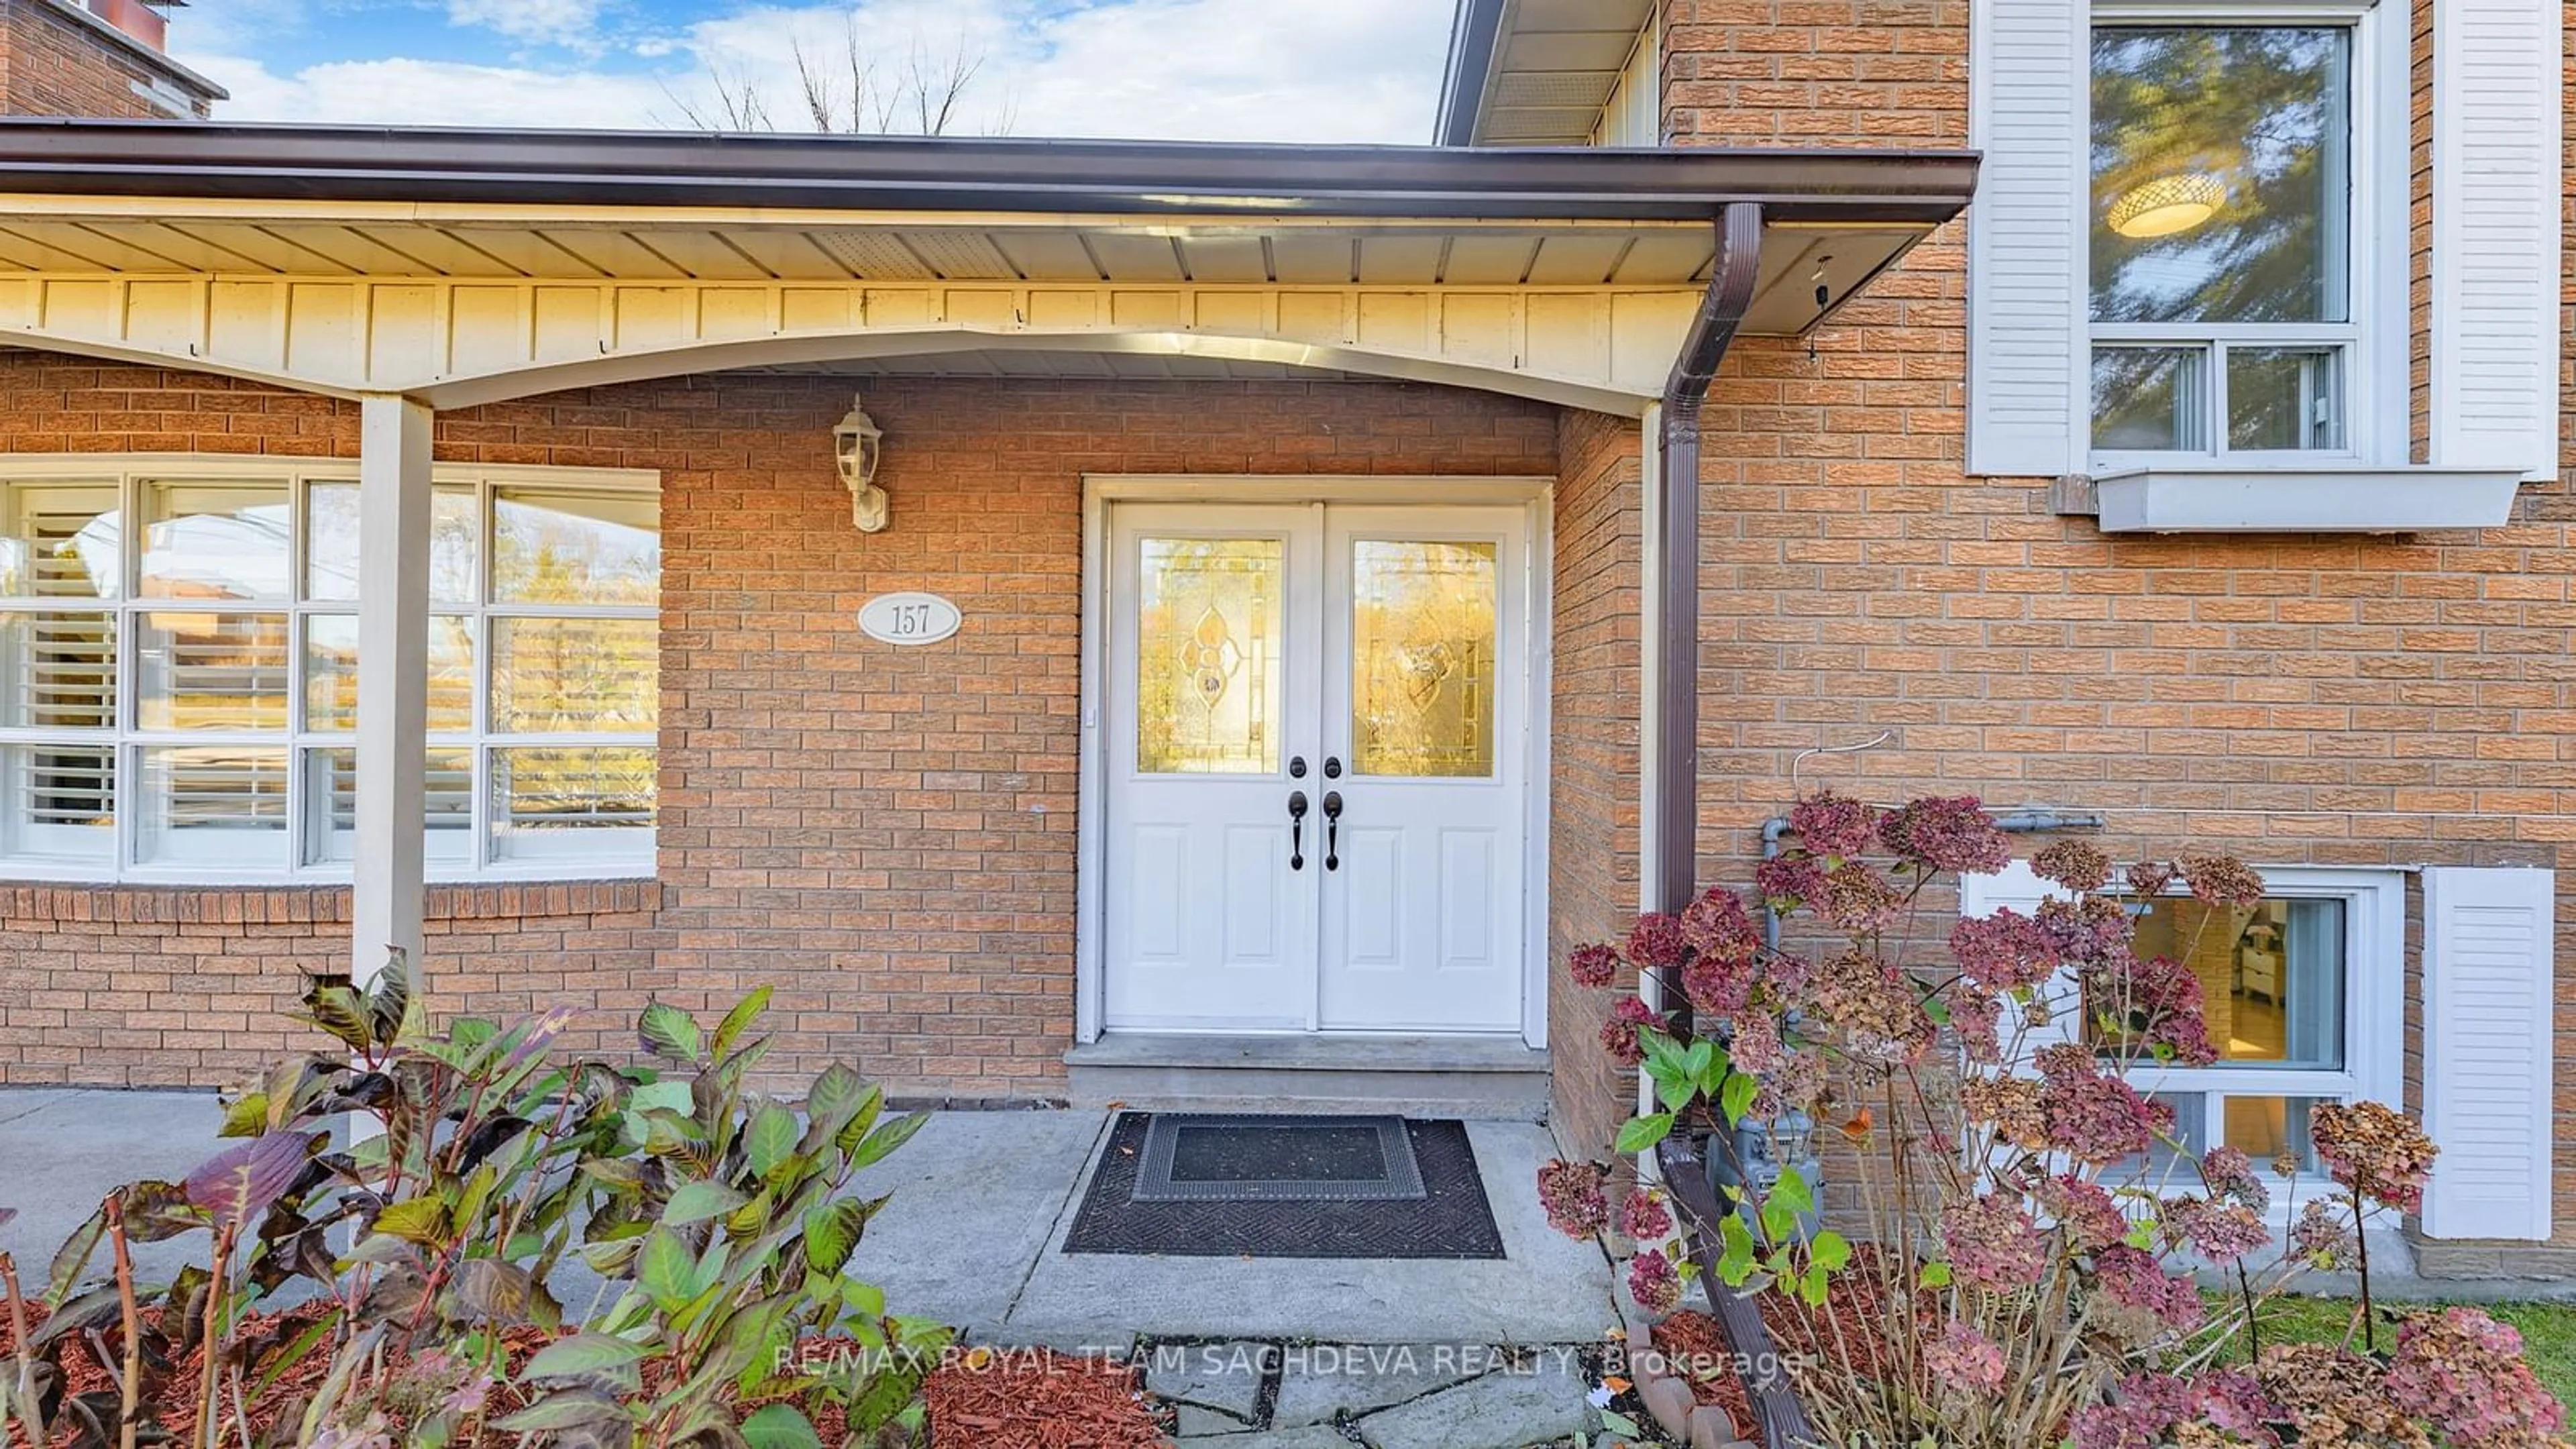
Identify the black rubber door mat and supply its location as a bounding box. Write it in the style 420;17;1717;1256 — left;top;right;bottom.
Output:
1063;1112;1505;1258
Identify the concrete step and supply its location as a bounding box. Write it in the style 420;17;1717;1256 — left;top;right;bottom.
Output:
1063;1032;1551;1122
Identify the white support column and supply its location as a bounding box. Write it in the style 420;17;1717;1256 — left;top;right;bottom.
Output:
354;393;432;989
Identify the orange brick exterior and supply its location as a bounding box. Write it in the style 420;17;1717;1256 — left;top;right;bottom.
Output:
1627;0;2576;1272
0;0;220;119
0;354;1564;1099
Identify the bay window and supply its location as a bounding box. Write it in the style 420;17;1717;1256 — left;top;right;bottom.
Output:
0;461;659;881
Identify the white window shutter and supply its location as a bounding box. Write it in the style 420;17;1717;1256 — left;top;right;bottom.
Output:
2421;866;2557;1241
1966;0;2086;478
1958;861;2080;1055
2431;0;2563;480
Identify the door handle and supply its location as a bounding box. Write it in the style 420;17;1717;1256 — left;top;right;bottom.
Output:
1287;790;1309;871
1321;790;1342;871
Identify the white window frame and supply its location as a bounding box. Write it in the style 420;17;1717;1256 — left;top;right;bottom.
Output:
0;456;660;885
2084;0;2411;474
1966;862;2404;1211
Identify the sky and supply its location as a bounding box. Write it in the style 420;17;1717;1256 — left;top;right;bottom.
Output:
164;0;1457;143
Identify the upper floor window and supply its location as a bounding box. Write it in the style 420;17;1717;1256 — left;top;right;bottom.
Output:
2089;23;2357;458
0;461;659;883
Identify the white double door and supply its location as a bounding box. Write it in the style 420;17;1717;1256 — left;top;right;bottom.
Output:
1104;501;1529;1034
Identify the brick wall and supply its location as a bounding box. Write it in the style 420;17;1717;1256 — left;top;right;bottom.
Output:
0;0;221;118
1654;0;2576;1267
0;352;1560;1096
1548;409;1646;1153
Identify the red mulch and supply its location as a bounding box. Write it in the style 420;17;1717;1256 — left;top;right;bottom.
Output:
1651;1311;1761;1449
5;1301;1168;1448
922;1346;1169;1449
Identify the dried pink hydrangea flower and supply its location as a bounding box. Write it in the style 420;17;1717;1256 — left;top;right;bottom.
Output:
1941;1193;2049;1291
1682;953;1754;1018
2035;1171;2129;1254
2086;951;2218;1067
2037;893;2136;965
1949;907;2061;991
1812;950;1934;1067
2180;854;2266;908
2033;839;2114;893
1538;1159;1609;1240
1924;1318;2008;1395
1621;1185;1674;1242
1877;795;2011;875
1961;1075;2049;1151
2092;1245;2204;1333
2311;1099;2438;1214
1568;943;1621;989
1627;912;1689;971
1755;852;1828;909
2201;1145;2271;1214
1788;790;1880;859
1599;994;1666;1069
1819;861;1904;933
2385;1306;2567;1447
2166;1195;2270;1263
1728;1006;1785;1075
1627;1246;1684;1314
2289;1199;2359;1269
2125;859;2178;898
2034;1042;2169;1165
1680;885;1762;965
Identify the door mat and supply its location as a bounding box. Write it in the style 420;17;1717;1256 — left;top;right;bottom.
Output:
1063;1112;1505;1258
1131;1113;1426;1202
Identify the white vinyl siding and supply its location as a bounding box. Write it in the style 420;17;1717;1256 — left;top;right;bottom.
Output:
2430;0;2563;479
2420;866;2557;1241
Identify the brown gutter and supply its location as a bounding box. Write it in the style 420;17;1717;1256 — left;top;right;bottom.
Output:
1654;199;1764;917
0;120;1978;225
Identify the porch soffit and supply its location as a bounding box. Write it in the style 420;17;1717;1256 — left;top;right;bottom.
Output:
0;127;1976;413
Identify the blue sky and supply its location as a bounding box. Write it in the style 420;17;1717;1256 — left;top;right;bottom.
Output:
167;0;1456;142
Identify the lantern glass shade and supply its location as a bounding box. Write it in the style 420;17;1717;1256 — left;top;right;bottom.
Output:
2106;172;2226;239
834;405;883;487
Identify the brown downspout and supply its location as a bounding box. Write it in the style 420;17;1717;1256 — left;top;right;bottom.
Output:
1653;199;1765;920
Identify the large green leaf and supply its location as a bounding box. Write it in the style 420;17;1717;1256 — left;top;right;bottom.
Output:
845;1112;928;1171
638;1001;703;1064
745;1103;799;1181
637;1226;694;1309
46;1206;107;1305
739;1403;822;1449
184;1132;320;1227
802;1065;869;1141
297;983;372;1052
802;1195;884;1278
1809;1229;1852;1271
1719;1071;1760;1126
521;1332;652;1380
119;1181;209;1243
663;1180;749;1227
1613;1114;1674;1155
494;1392;635;1432
711;987;774;1063
219;1092;272;1139
370;1197;451;1245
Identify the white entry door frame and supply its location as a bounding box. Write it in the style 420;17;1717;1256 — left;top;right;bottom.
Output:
1075;474;1556;1049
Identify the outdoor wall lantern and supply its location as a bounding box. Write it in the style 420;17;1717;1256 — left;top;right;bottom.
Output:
834;396;889;532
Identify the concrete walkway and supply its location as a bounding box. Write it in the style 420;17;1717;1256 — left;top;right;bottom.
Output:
1;1089;1617;1448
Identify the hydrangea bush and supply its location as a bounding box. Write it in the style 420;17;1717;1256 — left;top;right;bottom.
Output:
1543;791;2567;1448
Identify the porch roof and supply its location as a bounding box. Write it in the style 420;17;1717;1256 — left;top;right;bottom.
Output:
0;121;1976;411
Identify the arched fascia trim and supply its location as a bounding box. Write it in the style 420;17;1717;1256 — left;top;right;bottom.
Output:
419;329;1656;417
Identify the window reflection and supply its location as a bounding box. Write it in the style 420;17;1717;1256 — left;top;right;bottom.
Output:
2090;28;2350;325
305;483;479;604
141;483;292;602
493;487;661;606
2106;895;2347;1070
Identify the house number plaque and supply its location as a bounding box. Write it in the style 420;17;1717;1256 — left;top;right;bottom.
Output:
859;592;963;645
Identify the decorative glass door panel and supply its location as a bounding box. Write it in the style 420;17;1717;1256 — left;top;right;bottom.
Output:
1136;538;1282;775
1103;501;1526;1035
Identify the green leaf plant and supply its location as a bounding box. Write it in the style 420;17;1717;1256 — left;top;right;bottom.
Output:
0;956;949;1449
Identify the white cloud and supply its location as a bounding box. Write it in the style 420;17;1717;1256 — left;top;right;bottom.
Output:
170;0;1451;143
447;0;612;48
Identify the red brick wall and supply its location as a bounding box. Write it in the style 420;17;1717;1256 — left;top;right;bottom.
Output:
0;353;1560;1096
1548;409;1645;1153
1651;0;2576;1268
0;0;220;118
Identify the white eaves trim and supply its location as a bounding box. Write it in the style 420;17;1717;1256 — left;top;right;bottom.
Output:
2092;466;2524;533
